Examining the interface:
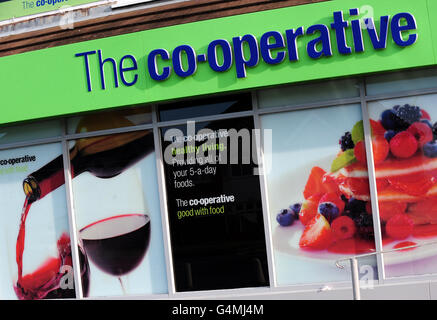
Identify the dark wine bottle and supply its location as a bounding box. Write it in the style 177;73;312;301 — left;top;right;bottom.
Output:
23;114;155;202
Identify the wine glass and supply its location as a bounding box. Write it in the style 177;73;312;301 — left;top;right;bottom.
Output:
79;214;151;294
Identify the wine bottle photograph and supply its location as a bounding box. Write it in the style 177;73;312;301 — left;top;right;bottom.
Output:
0;112;168;299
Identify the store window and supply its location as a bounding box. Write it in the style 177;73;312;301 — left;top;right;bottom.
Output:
158;93;252;122
0;120;63;145
365;68;437;97
67;105;153;135
69;113;168;297
258;79;360;109
160;114;269;292
0;143;85;299
260;99;378;285
367;93;437;278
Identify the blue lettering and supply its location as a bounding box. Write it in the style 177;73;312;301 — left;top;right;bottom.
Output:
391;12;418;47
260;31;286;64
147;49;171;81
232;34;259;78
306;24;332;59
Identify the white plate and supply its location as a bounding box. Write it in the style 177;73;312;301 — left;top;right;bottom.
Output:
268;154;437;266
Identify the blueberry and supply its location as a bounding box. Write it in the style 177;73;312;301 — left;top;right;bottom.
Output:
424;141;437;158
384;130;397;142
381;109;398;130
318;202;339;223
289;203;301;220
276;208;295;226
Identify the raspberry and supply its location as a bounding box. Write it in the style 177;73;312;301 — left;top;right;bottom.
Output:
339;131;354;151
389;131;418;158
407;122;433;147
386;213;414;240
331;216;356;240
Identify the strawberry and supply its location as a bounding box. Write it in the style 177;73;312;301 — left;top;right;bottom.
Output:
299;214;333;250
372;137;389;164
390;131;418;158
331;216;356;240
303;167;326;199
370;119;386;137
386;213;414;240
407;122;433;147
303;167;338;199
354;140;367;165
299;193;324;226
378;201;407;222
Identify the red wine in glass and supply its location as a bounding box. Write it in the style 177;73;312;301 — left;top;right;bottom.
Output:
15;196;90;300
79;214;150;293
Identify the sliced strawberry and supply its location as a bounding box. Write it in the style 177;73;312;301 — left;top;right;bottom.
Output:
303;167;326;199
299;214;333;250
299;193;324;226
421;109;431;120
370;119;386;137
372;137;389;164
354;140;367;165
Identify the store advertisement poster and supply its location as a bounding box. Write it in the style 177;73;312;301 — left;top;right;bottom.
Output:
0;121;168;299
368;93;437;278
69;126;168;297
0;143;74;299
161;117;269;292
261;104;378;286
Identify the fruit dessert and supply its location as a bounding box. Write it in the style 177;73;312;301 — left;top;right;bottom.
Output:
276;104;437;254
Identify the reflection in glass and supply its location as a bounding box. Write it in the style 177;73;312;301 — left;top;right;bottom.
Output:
158;93;252;122
67;105;152;134
258;79;359;109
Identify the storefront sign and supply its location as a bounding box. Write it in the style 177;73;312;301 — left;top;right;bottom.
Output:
75;9;418;91
0;0;434;125
0;0;99;21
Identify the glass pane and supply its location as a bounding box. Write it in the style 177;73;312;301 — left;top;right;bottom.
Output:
367;94;437;278
258;79;360;109
0;143;85;299
260;104;378;286
366;68;437;96
70;128;168;297
158;93;252;122
0;120;62;145
161;117;269;292
67;105;152;135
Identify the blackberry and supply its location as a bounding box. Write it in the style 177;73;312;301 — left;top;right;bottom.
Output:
354;212;374;240
432;122;437;141
339;131;354;151
393;104;422;130
344;198;366;215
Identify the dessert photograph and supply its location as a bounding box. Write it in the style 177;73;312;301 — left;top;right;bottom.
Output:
263;94;437;285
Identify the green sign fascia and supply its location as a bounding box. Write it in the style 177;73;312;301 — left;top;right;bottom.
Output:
0;0;436;125
0;0;99;22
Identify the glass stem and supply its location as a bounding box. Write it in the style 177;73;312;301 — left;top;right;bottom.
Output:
118;276;127;295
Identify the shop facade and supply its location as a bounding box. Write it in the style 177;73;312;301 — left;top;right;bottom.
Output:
1;0;437;299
